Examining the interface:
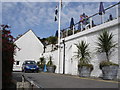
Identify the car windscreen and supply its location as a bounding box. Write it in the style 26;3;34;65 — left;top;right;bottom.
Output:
25;61;36;64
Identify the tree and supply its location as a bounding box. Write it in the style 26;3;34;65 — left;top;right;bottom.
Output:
47;36;58;51
96;30;117;62
38;37;47;53
1;25;16;88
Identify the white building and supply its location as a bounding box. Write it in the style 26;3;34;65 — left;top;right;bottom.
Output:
13;30;44;71
43;15;120;78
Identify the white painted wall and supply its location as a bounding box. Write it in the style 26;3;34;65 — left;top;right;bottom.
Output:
43;17;120;77
45;44;56;53
13;30;44;71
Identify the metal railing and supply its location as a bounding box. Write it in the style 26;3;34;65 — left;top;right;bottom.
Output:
60;2;120;38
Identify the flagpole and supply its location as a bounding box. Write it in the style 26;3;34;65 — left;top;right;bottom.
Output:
58;0;61;73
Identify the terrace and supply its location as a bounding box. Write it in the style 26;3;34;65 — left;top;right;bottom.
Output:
60;2;120;39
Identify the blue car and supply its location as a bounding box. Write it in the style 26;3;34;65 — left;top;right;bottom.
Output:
22;60;39;73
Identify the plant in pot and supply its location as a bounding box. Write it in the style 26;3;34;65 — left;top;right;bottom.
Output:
96;30;118;80
75;40;93;77
38;56;46;72
46;56;56;73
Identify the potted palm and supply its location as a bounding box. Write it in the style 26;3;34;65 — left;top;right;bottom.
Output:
75;41;93;77
46;56;56;73
96;30;118;80
38;56;46;72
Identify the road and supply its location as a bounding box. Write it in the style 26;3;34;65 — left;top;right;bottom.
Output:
12;72;119;88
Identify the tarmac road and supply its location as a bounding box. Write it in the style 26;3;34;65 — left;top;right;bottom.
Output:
12;72;119;88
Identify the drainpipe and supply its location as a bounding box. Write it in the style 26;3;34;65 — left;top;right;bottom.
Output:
63;40;65;74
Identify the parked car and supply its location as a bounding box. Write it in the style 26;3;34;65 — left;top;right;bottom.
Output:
22;60;39;73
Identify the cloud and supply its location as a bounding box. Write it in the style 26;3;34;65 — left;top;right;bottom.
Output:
3;2;55;28
60;2;117;29
2;0;120;2
0;2;2;24
60;2;99;29
2;2;117;38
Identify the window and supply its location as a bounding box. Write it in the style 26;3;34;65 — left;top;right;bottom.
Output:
25;61;36;64
16;61;19;65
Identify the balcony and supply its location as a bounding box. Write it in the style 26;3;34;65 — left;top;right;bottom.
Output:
60;2;120;41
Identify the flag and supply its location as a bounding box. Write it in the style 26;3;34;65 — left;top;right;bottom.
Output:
55;6;58;21
99;2;105;24
54;0;63;21
99;2;105;15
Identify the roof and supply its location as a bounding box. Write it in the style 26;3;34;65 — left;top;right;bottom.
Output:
14;29;32;41
14;29;43;45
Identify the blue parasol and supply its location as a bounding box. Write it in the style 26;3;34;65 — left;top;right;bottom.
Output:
70;17;75;29
99;2;105;24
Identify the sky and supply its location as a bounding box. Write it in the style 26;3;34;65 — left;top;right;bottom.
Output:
1;1;118;39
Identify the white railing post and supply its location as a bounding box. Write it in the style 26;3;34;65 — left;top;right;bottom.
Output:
102;14;104;23
80;22;83;31
73;26;74;35
90;17;92;28
66;29;68;36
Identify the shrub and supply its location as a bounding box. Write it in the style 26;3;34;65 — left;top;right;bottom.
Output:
1;25;15;88
75;41;91;64
99;61;119;69
96;30;117;62
38;57;45;69
75;41;93;71
47;56;56;69
78;62;93;71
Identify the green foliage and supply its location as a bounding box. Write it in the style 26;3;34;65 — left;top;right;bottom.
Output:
46;36;58;51
47;56;53;66
47;56;56;69
47;36;58;45
74;30;80;34
68;30;73;36
39;37;47;46
96;30;117;62
38;64;44;69
75;41;93;70
75;41;91;64
1;25;15;88
39;36;58;52
99;61;119;69
38;56;45;69
78;63;93;71
39;57;45;64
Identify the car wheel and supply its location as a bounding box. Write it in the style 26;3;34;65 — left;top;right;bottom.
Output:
36;70;39;73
